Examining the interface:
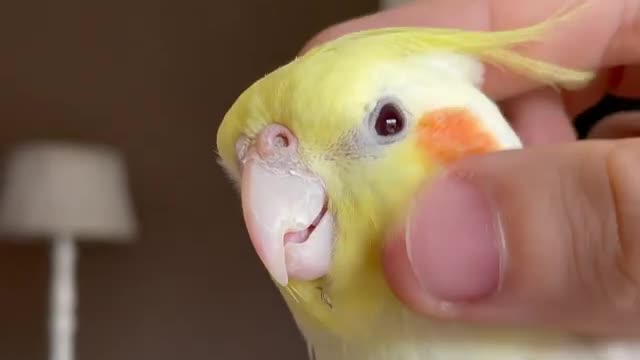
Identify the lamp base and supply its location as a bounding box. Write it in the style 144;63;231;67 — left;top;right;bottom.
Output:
50;235;76;360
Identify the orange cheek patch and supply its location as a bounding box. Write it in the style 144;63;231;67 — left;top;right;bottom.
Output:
416;107;500;164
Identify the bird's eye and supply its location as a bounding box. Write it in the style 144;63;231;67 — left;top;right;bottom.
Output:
374;103;405;137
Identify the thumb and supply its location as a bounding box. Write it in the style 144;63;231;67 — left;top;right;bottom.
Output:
383;138;640;338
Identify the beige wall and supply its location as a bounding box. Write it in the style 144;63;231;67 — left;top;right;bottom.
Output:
0;1;377;359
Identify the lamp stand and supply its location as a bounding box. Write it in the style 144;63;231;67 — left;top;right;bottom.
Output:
50;234;77;360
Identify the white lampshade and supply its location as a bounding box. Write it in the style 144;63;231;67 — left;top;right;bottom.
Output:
0;141;138;241
0;140;138;360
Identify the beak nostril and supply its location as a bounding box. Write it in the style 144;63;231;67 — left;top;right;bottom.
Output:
256;124;297;158
274;133;290;148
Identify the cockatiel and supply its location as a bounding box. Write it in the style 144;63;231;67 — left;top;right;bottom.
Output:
216;6;639;360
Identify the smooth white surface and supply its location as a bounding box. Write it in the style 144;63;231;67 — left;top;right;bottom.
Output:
241;157;332;286
50;236;76;360
0;141;138;241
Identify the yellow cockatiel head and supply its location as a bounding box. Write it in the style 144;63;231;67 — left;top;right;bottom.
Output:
216;8;594;360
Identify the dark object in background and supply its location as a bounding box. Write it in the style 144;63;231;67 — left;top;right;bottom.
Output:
574;94;640;139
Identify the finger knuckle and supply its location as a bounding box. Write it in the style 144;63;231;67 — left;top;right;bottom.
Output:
566;141;640;317
602;139;640;314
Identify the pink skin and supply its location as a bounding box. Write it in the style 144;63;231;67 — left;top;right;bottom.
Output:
239;124;333;286
255;124;299;159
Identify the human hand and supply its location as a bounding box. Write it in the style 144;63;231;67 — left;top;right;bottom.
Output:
302;0;640;337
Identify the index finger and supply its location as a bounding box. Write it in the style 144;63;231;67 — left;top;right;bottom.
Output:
301;0;639;101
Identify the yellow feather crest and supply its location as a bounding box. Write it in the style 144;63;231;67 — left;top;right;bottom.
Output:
301;1;594;90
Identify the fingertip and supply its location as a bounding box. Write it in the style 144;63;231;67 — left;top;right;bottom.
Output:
382;231;465;320
299;24;346;55
500;88;577;146
588;110;640;139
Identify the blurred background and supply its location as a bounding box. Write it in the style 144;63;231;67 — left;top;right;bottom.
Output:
0;0;383;359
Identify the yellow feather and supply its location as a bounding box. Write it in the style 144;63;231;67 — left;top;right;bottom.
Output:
301;1;594;89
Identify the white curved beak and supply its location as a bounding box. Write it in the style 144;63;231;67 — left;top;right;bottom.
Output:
239;149;334;286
